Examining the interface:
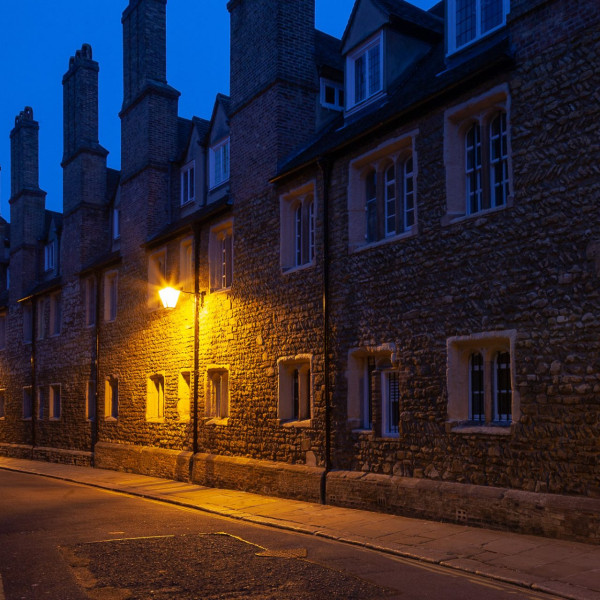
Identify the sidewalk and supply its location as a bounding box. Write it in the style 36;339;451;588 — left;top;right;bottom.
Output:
1;456;598;600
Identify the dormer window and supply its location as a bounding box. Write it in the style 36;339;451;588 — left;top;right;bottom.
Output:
209;137;230;189
44;242;55;272
181;162;195;205
346;32;383;110
448;0;510;54
320;79;344;111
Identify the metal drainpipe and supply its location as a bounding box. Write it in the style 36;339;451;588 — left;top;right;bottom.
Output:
30;297;37;455
192;223;201;459
318;158;332;505
92;270;101;465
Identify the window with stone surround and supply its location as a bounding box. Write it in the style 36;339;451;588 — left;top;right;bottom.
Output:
177;370;191;422
347;345;399;436
205;367;229;421
148;248;167;309
278;356;312;425
447;0;510;55
146;373;165;422
105;377;118;420
447;330;519;432
280;182;316;272
444;84;512;223
0;389;5;419
23;386;32;420
37;297;48;340
209;220;233;292
346;31;383;111
49;384;61;420
348;134;417;251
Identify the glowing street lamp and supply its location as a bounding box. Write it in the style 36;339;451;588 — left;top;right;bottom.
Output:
158;286;181;309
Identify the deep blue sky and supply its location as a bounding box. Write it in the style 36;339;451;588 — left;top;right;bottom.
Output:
0;0;436;220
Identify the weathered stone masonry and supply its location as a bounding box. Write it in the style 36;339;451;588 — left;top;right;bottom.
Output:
0;0;598;543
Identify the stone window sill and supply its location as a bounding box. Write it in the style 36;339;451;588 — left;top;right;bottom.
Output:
280;418;312;429
350;226;417;254
447;421;513;435
205;417;229;426
441;197;513;227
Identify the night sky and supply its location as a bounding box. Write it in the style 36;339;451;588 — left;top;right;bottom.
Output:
0;0;437;220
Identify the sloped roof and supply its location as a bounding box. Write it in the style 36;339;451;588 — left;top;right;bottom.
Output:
44;210;63;238
276;34;513;179
107;168;121;203
315;30;343;74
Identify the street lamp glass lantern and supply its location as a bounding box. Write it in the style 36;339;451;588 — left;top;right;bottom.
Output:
159;286;181;309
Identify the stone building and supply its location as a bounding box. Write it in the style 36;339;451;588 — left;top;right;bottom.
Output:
0;0;599;543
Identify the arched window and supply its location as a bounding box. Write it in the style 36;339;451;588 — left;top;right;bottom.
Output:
384;164;396;237
469;352;484;421
465;123;482;214
490;111;509;208
365;169;377;243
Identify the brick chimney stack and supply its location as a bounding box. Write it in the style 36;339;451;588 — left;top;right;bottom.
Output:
9;107;46;298
61;44;109;274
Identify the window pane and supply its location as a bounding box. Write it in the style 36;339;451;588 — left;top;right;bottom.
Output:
490;112;509;207
325;85;335;105
470;353;484;421
387;372;399;435
482;0;503;32
456;0;476;48
384;165;396;237
466;124;482;214
355;54;366;103
294;204;303;266
368;44;381;96
495;352;512;421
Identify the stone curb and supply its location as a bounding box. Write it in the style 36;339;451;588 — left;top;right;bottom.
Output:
1;463;593;600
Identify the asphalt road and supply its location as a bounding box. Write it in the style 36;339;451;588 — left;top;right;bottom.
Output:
0;470;562;599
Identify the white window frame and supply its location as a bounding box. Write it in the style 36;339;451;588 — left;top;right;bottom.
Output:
180;161;196;205
447;330;519;432
209;137;230;189
447;0;510;55
277;355;312;425
104;271;118;322
209;220;233;293
49;384;61;420
320;78;344;111
146;373;165;422
44;241;55;272
205;367;229;421
346;31;384;111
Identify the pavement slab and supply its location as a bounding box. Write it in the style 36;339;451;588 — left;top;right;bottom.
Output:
1;456;599;600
